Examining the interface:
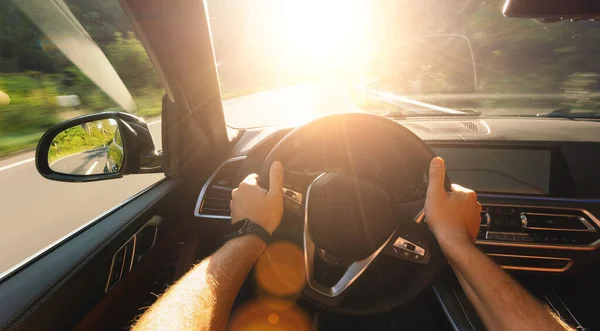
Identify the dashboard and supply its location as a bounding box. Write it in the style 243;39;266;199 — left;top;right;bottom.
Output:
195;116;600;275
433;147;552;195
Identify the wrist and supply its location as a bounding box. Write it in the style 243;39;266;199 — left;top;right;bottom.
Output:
258;218;279;235
434;231;476;260
228;234;267;253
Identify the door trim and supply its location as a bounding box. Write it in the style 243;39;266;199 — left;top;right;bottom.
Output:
0;177;168;282
0;178;175;330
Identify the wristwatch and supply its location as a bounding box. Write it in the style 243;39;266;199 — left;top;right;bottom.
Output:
225;218;271;244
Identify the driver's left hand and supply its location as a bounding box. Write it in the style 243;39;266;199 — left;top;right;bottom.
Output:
230;161;284;234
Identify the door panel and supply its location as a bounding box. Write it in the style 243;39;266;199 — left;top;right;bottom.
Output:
0;179;175;330
74;217;225;331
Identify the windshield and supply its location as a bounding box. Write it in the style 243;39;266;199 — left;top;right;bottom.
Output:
208;0;600;128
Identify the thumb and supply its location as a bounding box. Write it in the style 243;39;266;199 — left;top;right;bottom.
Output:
268;161;284;197
426;157;447;200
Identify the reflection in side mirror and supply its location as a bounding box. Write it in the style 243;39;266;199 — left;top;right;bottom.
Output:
49;119;124;175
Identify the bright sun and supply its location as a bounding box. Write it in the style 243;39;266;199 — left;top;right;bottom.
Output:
254;0;372;78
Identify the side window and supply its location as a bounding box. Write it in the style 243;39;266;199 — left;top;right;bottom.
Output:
0;0;164;274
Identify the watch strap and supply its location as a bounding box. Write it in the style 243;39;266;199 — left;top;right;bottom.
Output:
225;219;271;244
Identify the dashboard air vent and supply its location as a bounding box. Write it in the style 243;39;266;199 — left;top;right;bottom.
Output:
478;204;600;247
195;157;246;218
404;120;489;135
477;204;600;273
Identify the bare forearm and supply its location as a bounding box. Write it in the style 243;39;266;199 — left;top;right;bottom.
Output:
443;241;572;331
132;235;266;331
452;267;500;328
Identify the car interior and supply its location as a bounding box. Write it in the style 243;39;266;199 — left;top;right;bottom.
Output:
1;0;600;330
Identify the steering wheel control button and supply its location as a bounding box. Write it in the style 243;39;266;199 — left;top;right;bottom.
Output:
283;187;302;204
387;243;425;262
393;236;425;256
282;187;304;216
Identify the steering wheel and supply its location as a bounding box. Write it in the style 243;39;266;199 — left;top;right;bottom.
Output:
259;113;450;314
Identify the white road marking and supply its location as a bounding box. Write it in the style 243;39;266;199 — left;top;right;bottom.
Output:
85;161;99;175
0;157;35;172
148;119;161;126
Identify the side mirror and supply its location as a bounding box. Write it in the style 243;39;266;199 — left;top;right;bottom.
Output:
36;112;161;182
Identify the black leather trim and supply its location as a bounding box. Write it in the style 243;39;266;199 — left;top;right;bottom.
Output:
0;178;176;330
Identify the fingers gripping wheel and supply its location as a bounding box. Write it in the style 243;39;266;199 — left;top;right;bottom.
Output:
259;113;449;313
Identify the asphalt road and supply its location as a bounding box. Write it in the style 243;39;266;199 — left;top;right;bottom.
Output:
0;82;358;275
50;147;111;175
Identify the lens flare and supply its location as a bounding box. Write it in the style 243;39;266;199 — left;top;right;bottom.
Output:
268;313;280;325
229;297;312;331
254;241;305;297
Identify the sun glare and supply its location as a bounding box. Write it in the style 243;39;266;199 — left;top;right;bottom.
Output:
276;1;368;61
255;0;372;78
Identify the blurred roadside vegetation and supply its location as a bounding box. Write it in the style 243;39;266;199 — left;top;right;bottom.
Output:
48;119;117;163
0;0;163;158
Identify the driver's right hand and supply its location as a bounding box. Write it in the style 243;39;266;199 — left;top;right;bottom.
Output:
425;157;482;248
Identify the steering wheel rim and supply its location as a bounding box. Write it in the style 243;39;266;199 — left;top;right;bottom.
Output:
259;113;450;313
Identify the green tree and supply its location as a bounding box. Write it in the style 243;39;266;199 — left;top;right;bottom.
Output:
105;32;159;92
0;0;60;73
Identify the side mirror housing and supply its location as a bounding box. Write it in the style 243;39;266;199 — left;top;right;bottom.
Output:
36;112;161;182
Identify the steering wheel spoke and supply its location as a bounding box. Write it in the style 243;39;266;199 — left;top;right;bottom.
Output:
304;223;396;297
301;172;396;297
